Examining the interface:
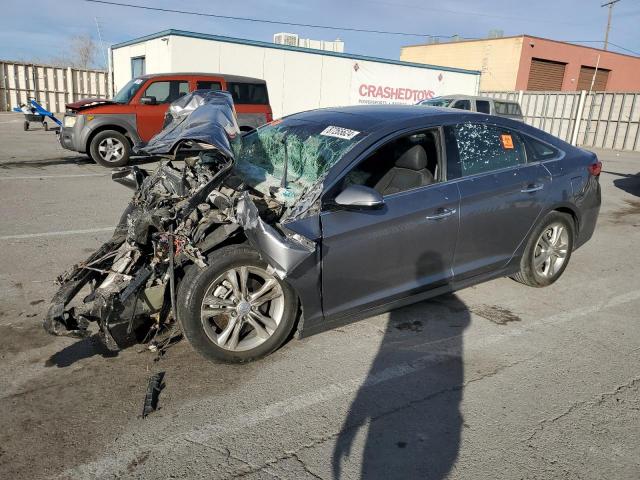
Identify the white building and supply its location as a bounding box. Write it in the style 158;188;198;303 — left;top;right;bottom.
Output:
110;29;480;119
273;32;345;53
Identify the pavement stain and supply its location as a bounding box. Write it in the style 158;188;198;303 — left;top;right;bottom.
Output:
394;320;423;332
126;451;150;473
610;199;640;223
471;305;521;325
0;323;54;355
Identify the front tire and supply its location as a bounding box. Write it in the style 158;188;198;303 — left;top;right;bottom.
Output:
89;130;131;167
512;211;574;287
177;245;298;363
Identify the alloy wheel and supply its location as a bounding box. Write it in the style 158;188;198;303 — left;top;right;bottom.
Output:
200;266;284;352
533;222;569;278
98;137;125;163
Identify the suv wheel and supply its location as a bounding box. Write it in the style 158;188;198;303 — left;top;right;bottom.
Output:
177;245;298;363
89;130;131;167
511;211;574;287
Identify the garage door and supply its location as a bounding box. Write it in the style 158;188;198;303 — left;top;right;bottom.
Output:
527;58;567;91
576;66;610;91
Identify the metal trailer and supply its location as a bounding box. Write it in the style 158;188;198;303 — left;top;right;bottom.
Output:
12;99;62;131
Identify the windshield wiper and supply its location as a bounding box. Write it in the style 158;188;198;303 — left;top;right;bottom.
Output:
280;134;288;189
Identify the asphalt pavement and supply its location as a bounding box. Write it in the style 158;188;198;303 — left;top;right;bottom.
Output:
0;113;638;479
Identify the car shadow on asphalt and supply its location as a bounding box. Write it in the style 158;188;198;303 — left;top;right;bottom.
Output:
603;170;640;197
332;252;469;479
44;334;118;368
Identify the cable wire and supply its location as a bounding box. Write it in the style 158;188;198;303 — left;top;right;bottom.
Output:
82;0;470;39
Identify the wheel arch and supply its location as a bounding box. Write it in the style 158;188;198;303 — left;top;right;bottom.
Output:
85;124;135;153
548;203;581;241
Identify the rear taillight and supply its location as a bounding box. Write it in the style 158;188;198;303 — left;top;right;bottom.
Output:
588;160;602;176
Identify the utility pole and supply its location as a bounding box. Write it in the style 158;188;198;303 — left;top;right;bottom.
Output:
602;0;621;51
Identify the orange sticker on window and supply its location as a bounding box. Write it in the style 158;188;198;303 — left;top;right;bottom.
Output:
500;134;514;149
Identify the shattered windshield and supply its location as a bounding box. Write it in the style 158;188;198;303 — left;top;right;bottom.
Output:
113;78;145;104
420;98;453;107
234;118;367;206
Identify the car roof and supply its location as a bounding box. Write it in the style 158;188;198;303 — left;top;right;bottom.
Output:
286;104;481;130
138;72;266;84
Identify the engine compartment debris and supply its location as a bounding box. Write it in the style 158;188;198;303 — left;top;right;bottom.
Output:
43;90;317;352
141;372;165;418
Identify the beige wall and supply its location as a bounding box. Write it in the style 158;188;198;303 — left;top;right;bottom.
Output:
401;37;523;91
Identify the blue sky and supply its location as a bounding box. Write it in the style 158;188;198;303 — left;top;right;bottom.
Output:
2;0;639;67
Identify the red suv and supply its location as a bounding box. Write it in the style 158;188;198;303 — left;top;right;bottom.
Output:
59;73;272;167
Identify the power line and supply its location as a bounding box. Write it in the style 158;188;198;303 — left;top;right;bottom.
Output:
562;39;638;56
82;0;471;39
81;0;640;56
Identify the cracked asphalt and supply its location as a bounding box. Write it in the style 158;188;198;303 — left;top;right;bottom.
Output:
0;113;638;479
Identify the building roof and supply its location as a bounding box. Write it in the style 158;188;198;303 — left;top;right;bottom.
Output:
137;72;266;84
111;29;481;76
402;34;640;60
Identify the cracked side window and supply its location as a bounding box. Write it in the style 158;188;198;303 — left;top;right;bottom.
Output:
446;123;526;178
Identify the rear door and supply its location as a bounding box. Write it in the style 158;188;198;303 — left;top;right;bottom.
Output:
451;99;472;111
444;122;551;280
226;81;272;129
134;78;189;141
194;77;224;92
475;99;491;114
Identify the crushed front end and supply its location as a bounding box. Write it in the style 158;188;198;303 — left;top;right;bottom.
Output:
44;90;317;351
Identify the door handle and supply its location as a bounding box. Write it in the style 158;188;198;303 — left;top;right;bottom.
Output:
426;208;457;220
521;184;544;193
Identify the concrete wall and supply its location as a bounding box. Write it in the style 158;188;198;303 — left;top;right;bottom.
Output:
484;90;640;152
400;37;524;91
111;32;480;119
516;36;640;91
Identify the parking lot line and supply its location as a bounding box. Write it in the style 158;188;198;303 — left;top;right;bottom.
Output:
0;173;108;180
0;227;113;240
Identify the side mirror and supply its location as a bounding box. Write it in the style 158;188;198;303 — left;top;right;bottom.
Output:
140;96;157;105
333;184;384;210
112;166;146;191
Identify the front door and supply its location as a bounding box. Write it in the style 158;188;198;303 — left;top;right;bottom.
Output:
319;128;460;320
135;79;189;142
444;122;552;280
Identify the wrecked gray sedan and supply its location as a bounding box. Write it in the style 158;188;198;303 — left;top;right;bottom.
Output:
45;92;601;363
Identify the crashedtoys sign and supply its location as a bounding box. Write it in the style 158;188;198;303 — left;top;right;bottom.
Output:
351;61;440;106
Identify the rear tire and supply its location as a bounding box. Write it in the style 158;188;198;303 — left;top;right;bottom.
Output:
43;121;48;131
511;211;574;287
177;245;298;364
89;130;131;167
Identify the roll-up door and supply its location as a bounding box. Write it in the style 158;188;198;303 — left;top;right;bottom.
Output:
526;58;566;91
576;66;610;91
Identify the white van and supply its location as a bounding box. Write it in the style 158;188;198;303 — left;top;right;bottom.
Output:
418;95;524;121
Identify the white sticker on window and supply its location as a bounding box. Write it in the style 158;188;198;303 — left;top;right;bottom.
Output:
320;126;360;140
134;79;143;84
